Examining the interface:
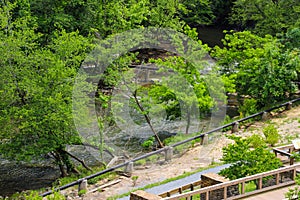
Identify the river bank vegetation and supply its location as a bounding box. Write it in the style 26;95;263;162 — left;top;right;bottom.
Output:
0;0;300;198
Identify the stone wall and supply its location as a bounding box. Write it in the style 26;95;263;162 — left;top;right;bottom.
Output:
200;173;239;200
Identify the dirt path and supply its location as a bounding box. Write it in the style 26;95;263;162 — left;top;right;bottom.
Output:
59;105;300;200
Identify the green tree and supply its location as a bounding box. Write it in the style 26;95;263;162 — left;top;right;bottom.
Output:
178;0;215;26
229;0;300;36
24;0;197;39
280;27;300;50
0;3;93;176
219;135;282;180
150;56;215;134
212;31;299;107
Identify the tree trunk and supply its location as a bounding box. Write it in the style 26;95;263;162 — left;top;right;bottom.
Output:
51;151;68;177
57;148;80;175
185;108;191;134
133;90;164;148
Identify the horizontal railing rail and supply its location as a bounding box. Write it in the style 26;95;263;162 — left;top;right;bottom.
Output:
163;164;300;200
159;180;203;198
274;144;300;165
41;97;300;197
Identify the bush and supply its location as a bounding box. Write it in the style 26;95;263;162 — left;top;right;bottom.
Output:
219;135;282;180
263;124;280;146
78;189;87;197
248;134;266;148
239;98;258;118
141;137;155;149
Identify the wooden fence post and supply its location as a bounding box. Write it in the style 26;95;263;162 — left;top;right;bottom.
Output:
232;122;239;133
165;146;173;162
201;134;208;145
286;102;292;110
125;162;134;173
262;112;269;121
78;179;88;193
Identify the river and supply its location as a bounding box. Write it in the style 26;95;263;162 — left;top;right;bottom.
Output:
197;26;225;47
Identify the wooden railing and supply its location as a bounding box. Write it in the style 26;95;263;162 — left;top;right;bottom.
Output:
274;144;300;165
159;180;202;198
162;164;300;200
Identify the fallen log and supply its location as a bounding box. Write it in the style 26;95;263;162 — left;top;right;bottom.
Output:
88;179;121;193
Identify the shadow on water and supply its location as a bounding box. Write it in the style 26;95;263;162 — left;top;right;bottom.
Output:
197;26;226;47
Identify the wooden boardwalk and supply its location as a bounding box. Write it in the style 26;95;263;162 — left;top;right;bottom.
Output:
242;185;296;200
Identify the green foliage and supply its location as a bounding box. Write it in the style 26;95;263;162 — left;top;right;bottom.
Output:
149;56;223;134
238;98;258;117
135;159;147;166
3;0;300;195
212;31;299;107
147;85;181;120
248;134;266;148
78;189;87;196
240;181;257;193
280;28;300;50
222;115;236;132
46;191;65;200
7;191;43;200
210;0;234;26
229;0;300;36
0;3;93;175
179;0;215;25
263;124;280;146
163;132;202;153
285;175;300;200
53;166;110;186
141;137;155;149
219;135;282;180
131;175;139;186
7;190;65;200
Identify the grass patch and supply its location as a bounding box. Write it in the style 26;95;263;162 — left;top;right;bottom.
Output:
52;165;117;187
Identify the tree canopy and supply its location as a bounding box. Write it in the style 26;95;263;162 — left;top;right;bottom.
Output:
212;30;300;107
219;135;282;180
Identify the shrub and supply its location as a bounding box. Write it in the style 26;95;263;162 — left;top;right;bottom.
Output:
248;134;266;148
219;135;282;180
141;137;155;149
239;98;258;118
78;189;87;196
263;124;280;146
